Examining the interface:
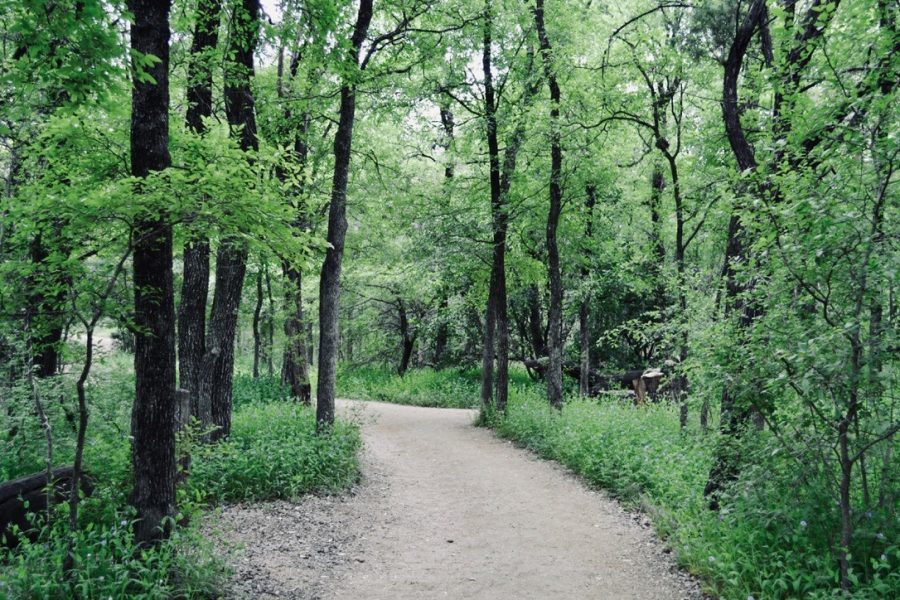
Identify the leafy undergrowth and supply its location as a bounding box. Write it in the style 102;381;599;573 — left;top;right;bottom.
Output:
492;388;899;600
335;364;534;408
0;372;361;598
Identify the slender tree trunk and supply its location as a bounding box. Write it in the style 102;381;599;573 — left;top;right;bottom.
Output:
128;0;177;545
278;52;312;401
397;298;415;376
434;294;449;365
534;0;564;409
282;265;310;403
252;268;263;378
200;0;259;441
479;0;503;412
265;265;274;377
433;102;454;366
178;0;219;424
579;185;596;396
649;163;666;310
316;0;373;430
703;0;765;508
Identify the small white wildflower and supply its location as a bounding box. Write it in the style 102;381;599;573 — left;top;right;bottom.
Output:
881;554;887;562
748;596;755;600
708;556;716;563
800;520;807;528
877;532;885;540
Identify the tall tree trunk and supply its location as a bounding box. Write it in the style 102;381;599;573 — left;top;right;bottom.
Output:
433;101;455;366
534;0;564;409
278;49;312;402
178;0;219;423
649;163;666;310
479;0;503;412
579;184;596;396
316;0;374;430
27;234;67;377
200;0;259;442
128;0;177;545
704;0;765;507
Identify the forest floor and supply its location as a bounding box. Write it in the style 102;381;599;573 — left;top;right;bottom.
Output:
208;400;707;599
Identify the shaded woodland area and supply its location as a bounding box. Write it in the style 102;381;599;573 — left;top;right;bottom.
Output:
0;0;897;597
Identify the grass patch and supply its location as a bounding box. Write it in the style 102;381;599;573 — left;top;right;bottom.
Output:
494;388;899;599
335;363;534;408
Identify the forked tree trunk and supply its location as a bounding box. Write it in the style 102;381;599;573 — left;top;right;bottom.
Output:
128;0;177;545
178;0;219;425
200;0;259;441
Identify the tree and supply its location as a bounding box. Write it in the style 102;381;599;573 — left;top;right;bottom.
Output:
198;0;260;442
316;0;374;429
127;0;177;545
533;0;564;409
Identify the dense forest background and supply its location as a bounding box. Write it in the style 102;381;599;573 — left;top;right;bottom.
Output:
0;0;897;598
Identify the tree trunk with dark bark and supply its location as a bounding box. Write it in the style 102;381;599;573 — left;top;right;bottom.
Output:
178;0;219;425
534;0;564;410
397;298;417;376
252;267;263;378
128;0;177;545
579;185;596;396
282;264;310;403
316;0;373;430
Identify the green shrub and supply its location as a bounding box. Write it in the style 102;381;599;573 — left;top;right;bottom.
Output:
189;400;361;503
495;390;899;599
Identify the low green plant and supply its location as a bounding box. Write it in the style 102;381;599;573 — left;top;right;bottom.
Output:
494;390;899;599
1;367;362;597
189;400;361;502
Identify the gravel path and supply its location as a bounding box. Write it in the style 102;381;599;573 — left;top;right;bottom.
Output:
209;400;706;599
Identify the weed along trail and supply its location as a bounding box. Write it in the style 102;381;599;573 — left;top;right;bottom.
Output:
214;400;704;600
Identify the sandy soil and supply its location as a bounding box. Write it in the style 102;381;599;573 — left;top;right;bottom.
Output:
210;400;706;599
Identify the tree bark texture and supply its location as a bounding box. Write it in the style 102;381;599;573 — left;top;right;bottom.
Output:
128;0;177;545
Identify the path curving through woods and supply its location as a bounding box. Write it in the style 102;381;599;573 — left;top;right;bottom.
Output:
211;400;705;599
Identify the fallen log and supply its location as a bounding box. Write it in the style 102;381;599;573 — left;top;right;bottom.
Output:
0;466;94;547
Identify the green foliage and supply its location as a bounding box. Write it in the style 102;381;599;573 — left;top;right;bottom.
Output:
0;368;361;596
494;390;899;599
0;511;227;600
335;364;535;409
189;401;361;502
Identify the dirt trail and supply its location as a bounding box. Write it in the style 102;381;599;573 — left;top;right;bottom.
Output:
213;400;705;599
